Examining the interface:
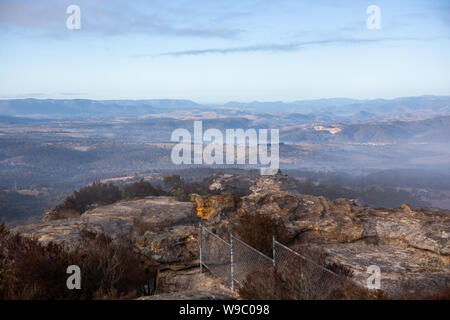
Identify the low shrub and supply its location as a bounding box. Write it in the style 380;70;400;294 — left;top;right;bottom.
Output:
232;213;291;258
0;224;155;300
163;175;213;201
122;179;166;199
55;181;122;215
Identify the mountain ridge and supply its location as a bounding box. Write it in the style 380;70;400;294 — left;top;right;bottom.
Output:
1;95;449;118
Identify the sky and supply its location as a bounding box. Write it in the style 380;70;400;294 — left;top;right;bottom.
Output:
0;0;449;103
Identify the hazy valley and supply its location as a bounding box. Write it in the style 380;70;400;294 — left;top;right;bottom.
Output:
1;96;450;225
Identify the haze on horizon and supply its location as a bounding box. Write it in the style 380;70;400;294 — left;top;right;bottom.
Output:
0;0;449;103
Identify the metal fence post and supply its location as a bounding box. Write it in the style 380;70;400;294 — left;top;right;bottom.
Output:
199;223;203;273
272;236;276;270
230;234;235;291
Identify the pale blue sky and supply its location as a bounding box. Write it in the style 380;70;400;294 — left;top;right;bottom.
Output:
0;0;449;102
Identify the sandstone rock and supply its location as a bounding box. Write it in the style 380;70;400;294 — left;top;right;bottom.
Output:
154;267;235;298
249;170;298;194
13;196;197;244
237;191;366;243
206;173;253;195
12;218;83;244
136;225;199;266
43;208;80;222
189;194;237;220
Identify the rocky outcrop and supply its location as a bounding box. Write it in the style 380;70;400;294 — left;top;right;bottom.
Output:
11;172;450;298
136;225;199;267
249;170;298;194
13;195;218;298
191;173;450;297
43;208;81;222
206;173;253;195
239;192;365;243
189;194;237;220
13;196;197;244
151;267;236;299
243;191;449;296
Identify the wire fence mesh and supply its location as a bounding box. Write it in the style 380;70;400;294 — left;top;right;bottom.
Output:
200;225;351;298
273;240;346;299
200;225;232;287
231;235;274;288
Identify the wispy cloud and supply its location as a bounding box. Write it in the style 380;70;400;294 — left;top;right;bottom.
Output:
0;1;243;39
155;37;420;57
0;2;63;29
58;92;85;96
0;93;47;99
90;18;242;39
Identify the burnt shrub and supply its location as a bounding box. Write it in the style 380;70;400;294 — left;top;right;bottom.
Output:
162;175;212;201
55;181;122;216
0;224;70;299
0;224;155;300
232;213;291;258
397;278;450;300
163;175;184;190
122;179;166;200
72;227;154;299
54;181;122;216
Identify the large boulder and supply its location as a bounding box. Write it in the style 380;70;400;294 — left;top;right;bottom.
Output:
249;170;298;194
239;192;365;243
206;173;254;195
13;196;198;243
150;267;236;299
136;225;199;266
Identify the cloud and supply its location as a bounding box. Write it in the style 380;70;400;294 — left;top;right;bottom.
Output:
436;5;450;26
153;43;300;57
0;2;63;29
0;1;243;39
90;18;241;39
155;37;420;57
58;92;85;96
0;93;47;99
78;6;243;39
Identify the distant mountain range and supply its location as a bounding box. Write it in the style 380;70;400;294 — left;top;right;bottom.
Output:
280;115;450;143
0;99;202;118
0;95;449;118
223;96;450;116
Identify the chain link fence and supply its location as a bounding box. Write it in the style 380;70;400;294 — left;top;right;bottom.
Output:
199;224;351;297
200;225;232;286
273;239;346;299
231;235;274;289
